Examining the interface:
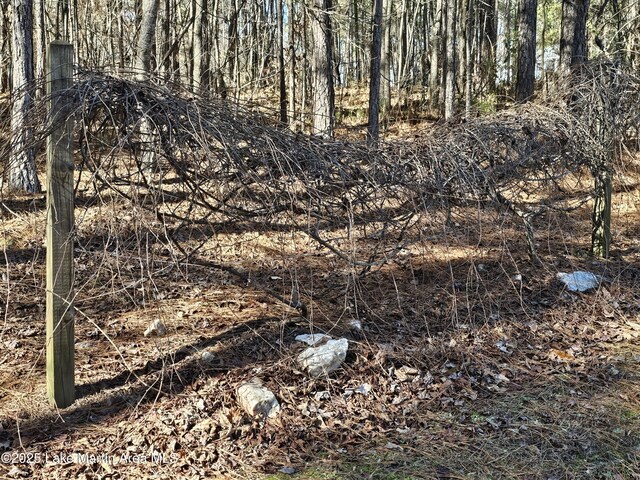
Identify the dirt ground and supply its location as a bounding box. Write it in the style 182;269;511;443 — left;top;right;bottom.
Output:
1;149;639;479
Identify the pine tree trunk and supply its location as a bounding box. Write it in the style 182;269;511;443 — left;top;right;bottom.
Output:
367;0;383;145
464;0;474;118
0;1;10;92
560;0;590;73
380;0;392;115
311;0;335;138
443;0;457;120
480;0;497;98
287;0;297;129
278;0;287;123
429;0;442;108
515;0;537;102
6;0;40;193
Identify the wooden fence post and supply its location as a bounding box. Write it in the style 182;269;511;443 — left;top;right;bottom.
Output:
46;41;75;408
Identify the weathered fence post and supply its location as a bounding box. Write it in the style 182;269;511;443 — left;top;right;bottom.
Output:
46;41;75;408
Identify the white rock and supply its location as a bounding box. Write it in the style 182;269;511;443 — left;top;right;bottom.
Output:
144;319;167;337
201;351;215;363
557;271;600;292
348;319;362;331
236;378;281;419
295;333;330;346
297;338;348;378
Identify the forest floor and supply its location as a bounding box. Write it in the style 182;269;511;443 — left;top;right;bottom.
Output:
1;123;639;479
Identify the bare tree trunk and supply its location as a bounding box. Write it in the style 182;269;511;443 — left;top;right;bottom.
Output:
135;0;159;175
192;0;210;93
278;0;287;123
429;0;442;108
117;0;125;69
155;0;171;76
443;0;457;120
560;0;590;73
6;0;40;193
480;0;497;98
0;1;10;92
33;0;45;96
287;0;297;129
381;0;392;115
301;5;309;130
515;0;537;102
136;0;159;77
464;0;474;118
311;0;335;138
367;0;383;145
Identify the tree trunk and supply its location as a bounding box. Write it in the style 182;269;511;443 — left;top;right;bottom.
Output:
287;0;297;129
33;0;45;96
155;0;171;76
464;0;474;118
429;0;442;108
278;0;287;123
515;0;537;102
135;0;159;175
192;0;204;92
6;0;40;193
310;0;335;138
135;0;159;77
480;0;497;98
380;0;392;115
560;0;590;73
443;0;457;120
367;0;383;145
0;1;10;92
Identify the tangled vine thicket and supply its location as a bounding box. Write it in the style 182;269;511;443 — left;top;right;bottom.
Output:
1;59;639;315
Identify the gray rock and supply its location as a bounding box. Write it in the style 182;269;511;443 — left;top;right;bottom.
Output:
557;271;600;292
236;378;281;419
201;351;215;363
297;338;349;378
144;319;167;337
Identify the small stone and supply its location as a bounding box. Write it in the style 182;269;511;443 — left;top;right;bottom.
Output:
297;338;349;378
236;378;281;419
279;466;296;475
348;319;362;331
144;319;167;337
295;333;329;346
201;351;215;363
